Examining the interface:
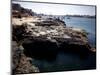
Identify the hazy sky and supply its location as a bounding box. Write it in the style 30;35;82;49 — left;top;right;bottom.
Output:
12;1;96;15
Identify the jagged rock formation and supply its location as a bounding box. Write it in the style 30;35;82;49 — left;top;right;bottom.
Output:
12;41;39;74
12;3;36;18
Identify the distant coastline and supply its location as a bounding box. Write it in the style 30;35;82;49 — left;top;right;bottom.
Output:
65;15;96;18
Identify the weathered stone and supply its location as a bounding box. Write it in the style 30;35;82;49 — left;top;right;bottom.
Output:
12;17;94;58
12;41;39;74
15;54;39;74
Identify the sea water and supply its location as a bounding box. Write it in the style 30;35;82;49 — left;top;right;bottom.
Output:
63;16;96;47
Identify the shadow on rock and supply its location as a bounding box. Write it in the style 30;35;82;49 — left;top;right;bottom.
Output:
22;39;58;61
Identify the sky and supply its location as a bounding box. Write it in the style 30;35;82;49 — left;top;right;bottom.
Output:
12;1;96;15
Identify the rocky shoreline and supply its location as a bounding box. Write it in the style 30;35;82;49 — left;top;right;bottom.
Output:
12;16;95;74
12;41;39;74
12;3;96;74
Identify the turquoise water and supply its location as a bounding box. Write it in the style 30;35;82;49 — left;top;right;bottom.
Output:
63;16;96;47
32;17;96;72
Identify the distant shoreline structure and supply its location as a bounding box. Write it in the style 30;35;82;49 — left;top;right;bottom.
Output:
65;15;96;18
37;13;96;18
